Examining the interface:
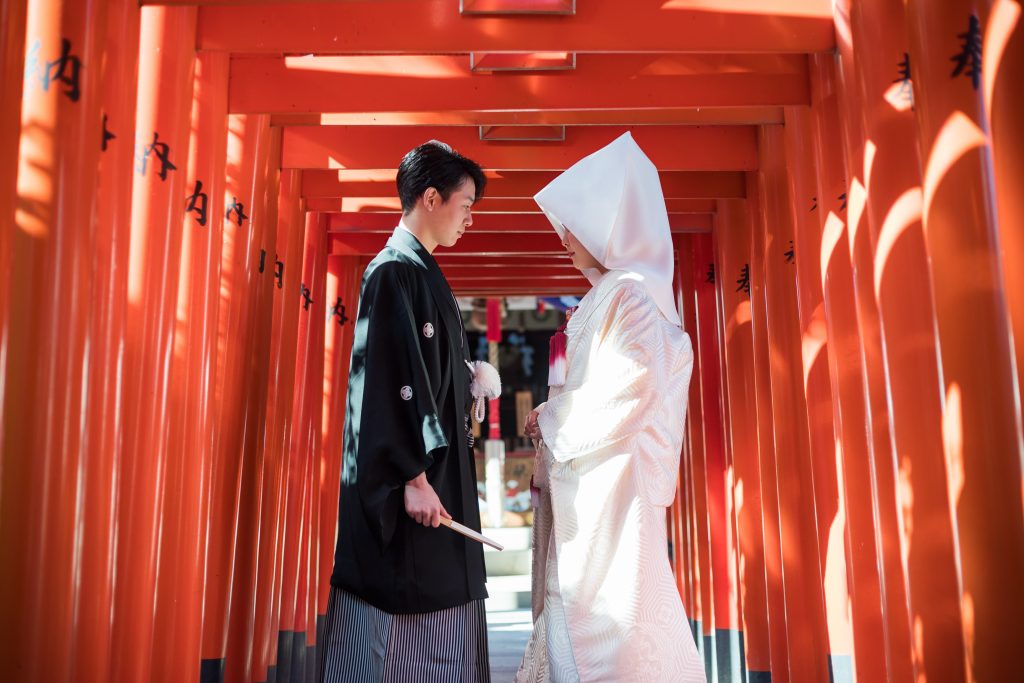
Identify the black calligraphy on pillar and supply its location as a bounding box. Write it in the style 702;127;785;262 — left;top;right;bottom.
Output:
892;52;914;109
185;180;208;227
951;14;983;90
785;240;795;264
24;39;83;103
225;197;249;226
135;132;177;181
258;250;285;286
736;264;751;295
705;263;716;284
44;39;82;102
330;297;350;326
102;114;116;152
300;282;314;310
838;193;848;211
810;196;818;212
274;259;284;289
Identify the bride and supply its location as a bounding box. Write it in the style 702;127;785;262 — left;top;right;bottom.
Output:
516;132;706;683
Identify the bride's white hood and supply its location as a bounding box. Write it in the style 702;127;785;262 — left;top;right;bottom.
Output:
533;131;681;327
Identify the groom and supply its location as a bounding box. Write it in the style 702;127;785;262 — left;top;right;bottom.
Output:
319;141;491;682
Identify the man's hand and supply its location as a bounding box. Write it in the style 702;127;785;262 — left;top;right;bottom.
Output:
524;408;542;440
404;473;451;527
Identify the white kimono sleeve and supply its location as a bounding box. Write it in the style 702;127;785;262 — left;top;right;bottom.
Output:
537;284;660;463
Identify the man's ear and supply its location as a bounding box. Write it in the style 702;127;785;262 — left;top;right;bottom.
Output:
423;187;438;211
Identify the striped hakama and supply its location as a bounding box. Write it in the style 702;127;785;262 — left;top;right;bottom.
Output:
317;586;491;683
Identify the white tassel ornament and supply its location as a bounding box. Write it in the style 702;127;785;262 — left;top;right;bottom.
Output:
466;360;501;423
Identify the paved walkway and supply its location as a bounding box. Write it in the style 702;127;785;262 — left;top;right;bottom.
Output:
487;608;532;682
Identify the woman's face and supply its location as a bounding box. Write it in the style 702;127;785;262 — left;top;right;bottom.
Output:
562;228;603;271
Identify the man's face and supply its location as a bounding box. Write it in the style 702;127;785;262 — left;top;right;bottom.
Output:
431;177;476;248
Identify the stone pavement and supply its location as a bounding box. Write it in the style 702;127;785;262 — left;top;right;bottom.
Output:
486;608;532;682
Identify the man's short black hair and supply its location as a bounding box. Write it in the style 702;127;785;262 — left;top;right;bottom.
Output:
396;140;487;213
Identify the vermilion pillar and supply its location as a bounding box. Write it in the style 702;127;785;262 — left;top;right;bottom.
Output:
985;1;1024;443
837;8;921;681
850;0;969;679
301;211;329;680
810;54;890;683
757;124;830;683
74;0;140;679
1;0;107;679
151;49;229;683
252;169;307;682
0;0;27;450
694;230;743;683
676;234;712;669
832;9;918;682
111;6;197;683
904;2;1024;679
265;189;311;683
782;104;855;681
714;199;771;681
277;211;327;681
225;122;281;683
200;112;273;679
318;254;361;647
746;171;791;682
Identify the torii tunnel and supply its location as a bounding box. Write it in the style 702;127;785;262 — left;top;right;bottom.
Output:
2;1;1023;682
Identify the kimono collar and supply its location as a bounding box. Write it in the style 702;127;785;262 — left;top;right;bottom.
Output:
387;222;468;355
388;220;436;271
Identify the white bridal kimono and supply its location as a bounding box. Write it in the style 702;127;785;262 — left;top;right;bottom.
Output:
516;132;706;682
515;273;704;682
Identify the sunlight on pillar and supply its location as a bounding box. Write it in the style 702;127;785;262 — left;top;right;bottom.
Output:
897;457;914;576
322;270;340;441
845;179;867;261
15;18;57;241
883;80;915;113
819;213;845;293
961;591;975;680
912;615;926;683
922;113;987;229
942;383;965;512
220;114;247;305
725;465;741;616
801;312;828;393
824;436;854;657
983;1;1020;118
726;300;752;337
873;188;923;302
14;116;53;239
863;140;878;192
127;187;153;306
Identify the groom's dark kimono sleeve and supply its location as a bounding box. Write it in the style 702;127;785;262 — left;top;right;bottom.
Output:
332;232;486;614
350;262;448;549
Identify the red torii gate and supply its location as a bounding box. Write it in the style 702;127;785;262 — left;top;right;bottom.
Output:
0;1;1022;683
